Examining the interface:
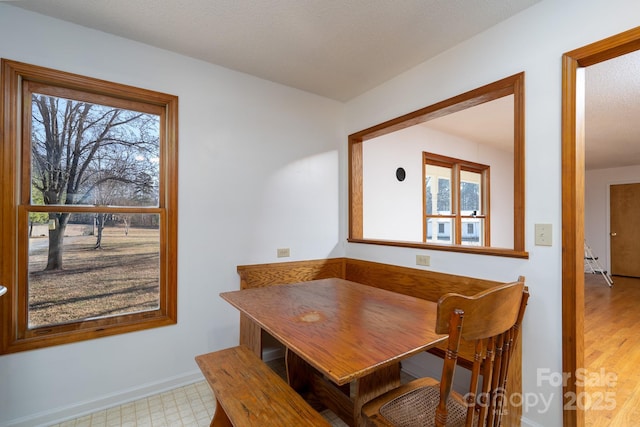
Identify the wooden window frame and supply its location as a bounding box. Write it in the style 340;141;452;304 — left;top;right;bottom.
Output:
422;152;490;246
0;59;179;354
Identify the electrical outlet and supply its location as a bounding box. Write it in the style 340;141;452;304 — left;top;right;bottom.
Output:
277;248;290;258
416;254;430;266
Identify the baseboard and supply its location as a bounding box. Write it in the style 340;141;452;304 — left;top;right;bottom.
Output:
401;351;472;395
401;351;443;379
4;370;204;427
262;344;285;362
520;416;545;427
261;332;286;362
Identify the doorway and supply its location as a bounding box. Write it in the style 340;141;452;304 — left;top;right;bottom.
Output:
562;27;640;427
610;183;640;277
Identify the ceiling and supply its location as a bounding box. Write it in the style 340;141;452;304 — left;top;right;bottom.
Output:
423;49;640;171
422;95;514;153
585;51;640;170
6;0;541;102
411;51;640;171
6;0;640;170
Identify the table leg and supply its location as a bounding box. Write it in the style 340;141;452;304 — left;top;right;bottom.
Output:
286;348;401;427
285;347;316;396
211;399;232;427
286;349;353;423
352;363;401;427
239;314;262;357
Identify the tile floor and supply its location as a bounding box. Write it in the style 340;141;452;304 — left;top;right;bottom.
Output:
49;381;216;427
49;380;349;427
50;358;349;427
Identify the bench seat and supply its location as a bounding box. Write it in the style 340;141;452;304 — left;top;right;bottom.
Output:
195;345;331;427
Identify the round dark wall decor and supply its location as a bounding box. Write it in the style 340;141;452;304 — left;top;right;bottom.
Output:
396;167;406;182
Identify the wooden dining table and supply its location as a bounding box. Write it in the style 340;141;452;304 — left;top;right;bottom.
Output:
221;277;448;427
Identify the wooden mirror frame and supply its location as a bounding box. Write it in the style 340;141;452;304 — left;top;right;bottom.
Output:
348;72;528;258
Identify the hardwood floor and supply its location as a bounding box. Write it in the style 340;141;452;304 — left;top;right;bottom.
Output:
584;273;640;426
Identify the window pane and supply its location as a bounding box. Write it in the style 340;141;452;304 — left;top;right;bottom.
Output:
425;177;433;215
426;217;454;244
462;217;484;246
425;164;452;214
437;178;451;213
460;170;481;215
30;94;160;207
28;213;160;328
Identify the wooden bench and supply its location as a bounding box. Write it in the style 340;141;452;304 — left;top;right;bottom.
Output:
236;257;523;426
195;345;331;427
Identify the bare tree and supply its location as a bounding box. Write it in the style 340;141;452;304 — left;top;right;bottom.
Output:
30;94;159;270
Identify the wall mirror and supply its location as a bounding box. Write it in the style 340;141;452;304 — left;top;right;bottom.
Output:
348;73;527;258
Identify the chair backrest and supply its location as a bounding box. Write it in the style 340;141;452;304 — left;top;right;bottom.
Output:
435;279;525;339
434;277;529;427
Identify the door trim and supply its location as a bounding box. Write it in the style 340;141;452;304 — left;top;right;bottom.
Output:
562;26;640;427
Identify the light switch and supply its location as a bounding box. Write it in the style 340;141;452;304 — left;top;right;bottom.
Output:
534;224;552;246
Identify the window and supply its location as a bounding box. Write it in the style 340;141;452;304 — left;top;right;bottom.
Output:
0;59;178;353
423;153;489;247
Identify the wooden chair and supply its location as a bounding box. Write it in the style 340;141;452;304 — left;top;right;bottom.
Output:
362;277;529;427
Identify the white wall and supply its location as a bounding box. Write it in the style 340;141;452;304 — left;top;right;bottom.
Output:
363;125;513;246
585;165;640;273
0;5;343;426
344;1;640;426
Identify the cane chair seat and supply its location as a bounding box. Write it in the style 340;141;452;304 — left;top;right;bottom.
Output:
378;379;470;427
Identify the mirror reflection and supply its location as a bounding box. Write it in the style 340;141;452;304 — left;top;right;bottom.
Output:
349;73;527;258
